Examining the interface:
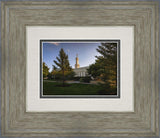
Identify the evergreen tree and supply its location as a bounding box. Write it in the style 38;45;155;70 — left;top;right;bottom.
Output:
87;43;117;94
96;43;117;82
53;48;72;86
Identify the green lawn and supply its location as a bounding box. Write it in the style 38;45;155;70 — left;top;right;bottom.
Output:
43;80;103;95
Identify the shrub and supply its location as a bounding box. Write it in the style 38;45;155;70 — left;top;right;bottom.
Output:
79;78;83;82
82;77;91;83
79;77;91;83
73;77;81;81
97;82;117;95
73;76;91;83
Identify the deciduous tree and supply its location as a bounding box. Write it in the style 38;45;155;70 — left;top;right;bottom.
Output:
43;62;50;78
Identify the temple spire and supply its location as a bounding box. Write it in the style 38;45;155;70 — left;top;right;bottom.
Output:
75;54;80;69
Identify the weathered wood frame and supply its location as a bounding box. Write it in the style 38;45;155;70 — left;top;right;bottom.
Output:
1;1;159;137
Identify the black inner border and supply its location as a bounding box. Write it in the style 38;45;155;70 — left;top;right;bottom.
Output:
40;40;120;98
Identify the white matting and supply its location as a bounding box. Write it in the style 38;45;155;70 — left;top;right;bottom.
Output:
26;26;134;112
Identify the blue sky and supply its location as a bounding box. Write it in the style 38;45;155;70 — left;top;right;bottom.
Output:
42;42;101;72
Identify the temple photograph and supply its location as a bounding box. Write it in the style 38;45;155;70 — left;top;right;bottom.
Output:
41;41;119;97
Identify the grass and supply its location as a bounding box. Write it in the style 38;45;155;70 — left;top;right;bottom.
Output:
43;80;103;95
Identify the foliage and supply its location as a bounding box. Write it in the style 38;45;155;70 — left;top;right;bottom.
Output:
50;67;75;81
79;77;91;83
95;43;117;82
43;62;50;78
53;48;73;85
47;72;52;80
73;76;91;82
65;71;75;80
87;43;117;94
79;78;83;82
87;62;104;80
73;77;82;81
97;82;117;95
54;48;72;71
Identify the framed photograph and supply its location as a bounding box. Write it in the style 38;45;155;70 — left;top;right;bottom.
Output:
40;40;120;98
1;1;159;137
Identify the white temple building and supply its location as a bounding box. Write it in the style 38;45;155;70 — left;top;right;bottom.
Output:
73;54;89;77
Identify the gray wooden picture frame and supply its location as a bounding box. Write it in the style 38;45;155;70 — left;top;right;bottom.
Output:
1;1;159;137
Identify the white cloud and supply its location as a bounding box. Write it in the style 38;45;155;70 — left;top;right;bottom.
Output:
48;42;60;46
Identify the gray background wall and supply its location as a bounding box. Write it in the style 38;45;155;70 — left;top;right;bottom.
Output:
0;0;159;137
